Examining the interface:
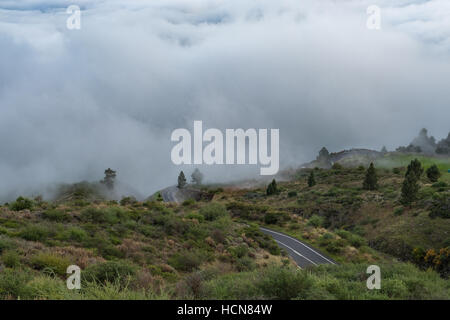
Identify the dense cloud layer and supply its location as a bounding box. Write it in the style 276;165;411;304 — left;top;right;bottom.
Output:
0;0;449;200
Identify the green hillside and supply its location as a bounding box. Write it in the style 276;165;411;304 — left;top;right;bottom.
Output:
0;155;449;300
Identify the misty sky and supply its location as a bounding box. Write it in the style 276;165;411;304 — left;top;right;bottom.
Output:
0;0;449;200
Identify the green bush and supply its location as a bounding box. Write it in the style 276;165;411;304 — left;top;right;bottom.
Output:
120;196;137;206
19;224;50;242
257;266;313;299
432;181;447;189
264;212;279;224
30;253;71;276
9;197;33;211
266;179;279;195
42;209;70;222
382;279;409;298
80;207;128;224
335;229;366;248
235;256;256;272
185;212;204;223
307;215;324;227
393;207;404;216
0;268;32;299
24;276;69;300
1;250;20;268
429;197;450;219
66;226;88;242
0;237;15;254
182;199;196;206
426;164;441;182
82;261;137;287
203;272;260;300
210;229;225;244
230;244;249;259
168;251;207;272
199;203;227;221
288;191;298;198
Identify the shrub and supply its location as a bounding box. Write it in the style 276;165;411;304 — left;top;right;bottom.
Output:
401;170;420;205
19;224;50;241
0;237;15;254
42;209;70;222
362;163;378;190
429;198;450;219
168;251;206;272
25;276;69;300
1;250;20;268
9;197;33;211
264;212;279;224
80;207;123;224
181;272;205;299
210;229;225;244
288;191;297;198
82;261;137;287
426;164;441;182
308;171;316;187
120;196;137;206
432;181;447;189
331;163;343;170
405;158;423;180
393;207;404;216
203;272;260;299
326;241;343;254
235;256;256;272
199;203;227;221
257;267;312;299
182;199;196;206
0;268;32;299
266;179;279;195
230;244;249;259
30;253;71;276
185;212;204;223
348;234;366;248
335;230;366;248
307;215;324;227
66;226;88;242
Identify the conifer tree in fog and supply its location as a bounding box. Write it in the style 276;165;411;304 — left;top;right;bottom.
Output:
191;168;204;185
308;171;316;187
101;168;116;190
363;163;378;190
178;171;187;189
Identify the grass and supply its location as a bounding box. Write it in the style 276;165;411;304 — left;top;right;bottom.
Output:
375;153;450;183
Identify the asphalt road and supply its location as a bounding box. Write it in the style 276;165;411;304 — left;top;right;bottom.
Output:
260;227;337;268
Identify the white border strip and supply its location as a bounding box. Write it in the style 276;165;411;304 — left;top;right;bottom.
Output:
274;239;317;267
261;227;337;265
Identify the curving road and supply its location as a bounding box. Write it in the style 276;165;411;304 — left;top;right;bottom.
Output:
260;227;337;268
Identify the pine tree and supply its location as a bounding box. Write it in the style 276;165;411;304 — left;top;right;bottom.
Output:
401;170;420;205
363;163;378;190
177;171;187;188
191;168;204;185
308;171;316;187
405;158;423;181
101;168;116;190
426;164;441;182
266;179;278;195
